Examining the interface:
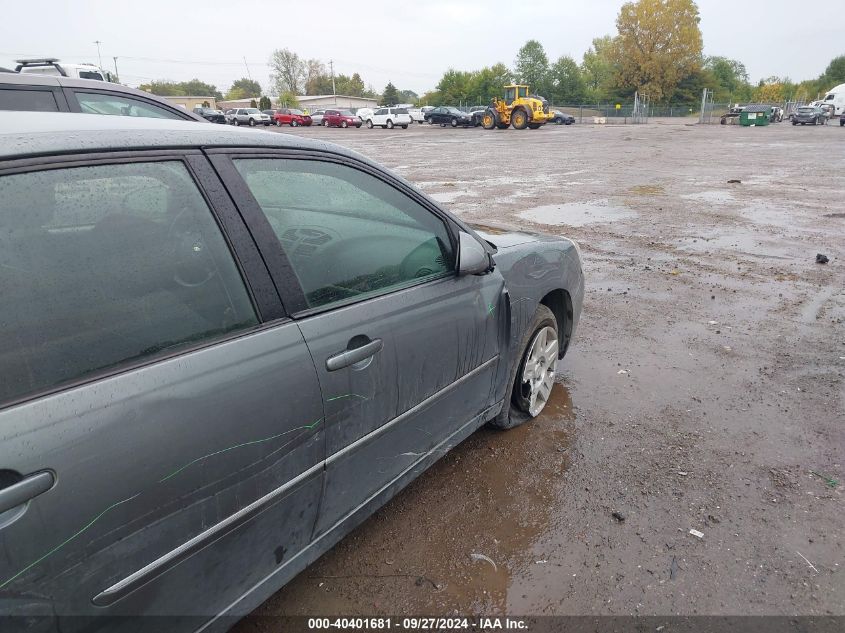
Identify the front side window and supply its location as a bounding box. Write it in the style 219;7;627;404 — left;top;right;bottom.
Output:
75;91;184;119
0;161;258;406
233;159;455;310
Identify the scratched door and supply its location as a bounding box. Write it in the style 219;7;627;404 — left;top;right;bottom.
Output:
220;155;506;536
0;158;325;629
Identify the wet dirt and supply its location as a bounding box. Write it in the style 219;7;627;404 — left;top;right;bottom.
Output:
233;121;844;625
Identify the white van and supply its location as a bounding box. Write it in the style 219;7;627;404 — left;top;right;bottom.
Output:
16;58;114;82
820;83;845;116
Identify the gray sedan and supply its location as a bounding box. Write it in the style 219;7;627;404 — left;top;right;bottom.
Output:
0;112;584;632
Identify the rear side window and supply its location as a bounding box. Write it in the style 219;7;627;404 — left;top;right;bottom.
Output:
78;71;104;81
0;88;59;112
74;91;185;119
0;161;258;406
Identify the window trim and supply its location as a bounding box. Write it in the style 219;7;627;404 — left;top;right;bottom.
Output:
0;151;287;412
0;84;69;111
63;88;195;121
207;148;462;317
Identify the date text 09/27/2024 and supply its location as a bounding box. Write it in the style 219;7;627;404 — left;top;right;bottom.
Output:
307;617;529;630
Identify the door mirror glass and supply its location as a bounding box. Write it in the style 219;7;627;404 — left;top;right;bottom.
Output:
457;232;491;276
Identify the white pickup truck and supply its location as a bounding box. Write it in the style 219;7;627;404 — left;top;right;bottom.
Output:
16;58;115;82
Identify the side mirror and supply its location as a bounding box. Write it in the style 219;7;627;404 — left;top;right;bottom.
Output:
457;232;493;276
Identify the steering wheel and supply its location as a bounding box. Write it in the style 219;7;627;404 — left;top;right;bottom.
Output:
167;207;217;288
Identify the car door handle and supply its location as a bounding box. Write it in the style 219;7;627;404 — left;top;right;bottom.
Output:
326;338;383;372
0;471;54;514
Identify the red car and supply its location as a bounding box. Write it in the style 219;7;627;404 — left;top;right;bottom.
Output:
323;109;362;128
271;108;312;127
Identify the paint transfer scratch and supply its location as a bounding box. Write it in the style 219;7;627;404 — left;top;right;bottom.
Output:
1;417;323;590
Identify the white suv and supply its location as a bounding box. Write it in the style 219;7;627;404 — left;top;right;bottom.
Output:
365;107;412;129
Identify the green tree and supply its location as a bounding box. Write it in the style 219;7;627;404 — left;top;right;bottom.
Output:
611;0;704;102
276;91;300;108
435;69;474;104
228;78;261;99
397;89;419;103
820;54;845;87
514;40;550;95
139;79;221;99
703;56;749;101
382;81;400;105
549;56;586;104
270;48;305;94
470;63;512;103
259;95;271;110
250;99;257;108
581;36;616;101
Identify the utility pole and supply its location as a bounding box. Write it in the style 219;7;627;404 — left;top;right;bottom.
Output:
243;56;252;81
329;60;336;98
112;57;119;81
93;40;103;70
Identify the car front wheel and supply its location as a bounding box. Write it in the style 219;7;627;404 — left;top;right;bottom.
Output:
366;120;374;128
489;304;560;429
249;118;256;127
386;120;394;129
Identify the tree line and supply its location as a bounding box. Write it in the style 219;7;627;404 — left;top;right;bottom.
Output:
139;0;843;108
424;0;844;106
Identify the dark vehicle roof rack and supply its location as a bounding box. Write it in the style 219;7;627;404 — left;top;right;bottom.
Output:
15;58;69;76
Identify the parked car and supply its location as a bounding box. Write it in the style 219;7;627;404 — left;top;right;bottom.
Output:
271;108;312;127
355;107;374;122
425;106;473;127
791;106;827;125
769;106;784;123
364;107;412;129
0;72;204;121
309;109;326;125
550;110;575;125
323;109;362;128
192;107;226;123
407;107;425;123
469;108;486;126
229;108;270;126
0;111;583;633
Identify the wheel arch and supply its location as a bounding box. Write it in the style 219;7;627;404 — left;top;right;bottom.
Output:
540;289;573;359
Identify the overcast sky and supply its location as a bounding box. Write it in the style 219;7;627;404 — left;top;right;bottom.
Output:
1;0;842;97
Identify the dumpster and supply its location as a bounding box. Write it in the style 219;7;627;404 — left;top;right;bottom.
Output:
740;104;772;126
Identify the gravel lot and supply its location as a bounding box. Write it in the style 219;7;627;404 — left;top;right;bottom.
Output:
233;119;844;626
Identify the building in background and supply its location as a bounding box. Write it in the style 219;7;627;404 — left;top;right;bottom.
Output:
159;95;218;111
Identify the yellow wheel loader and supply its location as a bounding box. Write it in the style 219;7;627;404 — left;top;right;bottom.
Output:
481;84;554;130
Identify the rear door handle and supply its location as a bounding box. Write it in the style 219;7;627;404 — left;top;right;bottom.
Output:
326;338;383;371
0;471;54;514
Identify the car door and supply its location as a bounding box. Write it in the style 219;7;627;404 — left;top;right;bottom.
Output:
0;152;325;629
213;152;506;537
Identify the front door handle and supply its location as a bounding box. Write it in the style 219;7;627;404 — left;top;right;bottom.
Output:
326;338;383;371
0;471;54;514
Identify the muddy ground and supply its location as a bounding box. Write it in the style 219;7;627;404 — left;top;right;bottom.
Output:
233;119;844;626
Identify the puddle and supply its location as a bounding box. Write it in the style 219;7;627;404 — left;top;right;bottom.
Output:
519;199;636;227
629;184;665;196
681;190;736;204
240;383;575;619
741;200;813;231
677;232;795;259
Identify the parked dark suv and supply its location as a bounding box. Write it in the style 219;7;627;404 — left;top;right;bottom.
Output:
0;112;583;633
0;72;204;121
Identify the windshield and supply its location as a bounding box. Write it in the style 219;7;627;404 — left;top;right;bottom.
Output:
797;107;814;113
445;107;462;114
290;109;304;115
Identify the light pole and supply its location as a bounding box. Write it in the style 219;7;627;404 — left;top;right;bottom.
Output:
112;57;119;82
93;40;103;70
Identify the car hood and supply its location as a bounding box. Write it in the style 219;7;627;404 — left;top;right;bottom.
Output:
469;222;551;249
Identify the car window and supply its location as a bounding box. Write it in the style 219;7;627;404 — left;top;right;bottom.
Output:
233;158;455;310
0;161;258;406
74;91;185;119
0;88;60;112
78;71;104;81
